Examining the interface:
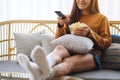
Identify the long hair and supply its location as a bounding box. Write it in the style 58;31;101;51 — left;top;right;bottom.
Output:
69;0;100;25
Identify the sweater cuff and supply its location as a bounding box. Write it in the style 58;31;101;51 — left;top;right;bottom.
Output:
58;23;64;28
87;29;93;39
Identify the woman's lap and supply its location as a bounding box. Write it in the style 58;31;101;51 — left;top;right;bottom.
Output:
53;53;97;77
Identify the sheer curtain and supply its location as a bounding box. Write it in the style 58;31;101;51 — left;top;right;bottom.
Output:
0;0;120;22
98;0;120;20
0;0;73;21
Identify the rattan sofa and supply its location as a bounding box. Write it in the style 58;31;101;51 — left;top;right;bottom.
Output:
0;20;120;80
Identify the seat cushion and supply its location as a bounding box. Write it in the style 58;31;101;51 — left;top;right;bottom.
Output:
102;43;120;70
0;61;27;73
70;69;120;80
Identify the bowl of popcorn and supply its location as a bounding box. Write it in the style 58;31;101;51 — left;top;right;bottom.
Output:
69;22;86;34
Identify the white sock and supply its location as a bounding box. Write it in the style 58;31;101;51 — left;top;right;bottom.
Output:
17;53;43;80
31;45;54;80
47;54;56;67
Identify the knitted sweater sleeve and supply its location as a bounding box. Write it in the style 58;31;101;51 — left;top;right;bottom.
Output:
88;16;112;51
55;24;68;38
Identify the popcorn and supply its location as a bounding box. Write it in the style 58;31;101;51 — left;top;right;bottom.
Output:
69;22;86;33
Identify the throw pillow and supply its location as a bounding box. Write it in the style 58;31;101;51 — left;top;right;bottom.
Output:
41;34;55;54
51;34;94;54
14;32;43;58
112;35;120;43
102;43;120;70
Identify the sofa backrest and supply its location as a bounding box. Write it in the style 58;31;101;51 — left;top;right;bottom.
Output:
0;20;120;61
109;21;120;35
0;20;57;60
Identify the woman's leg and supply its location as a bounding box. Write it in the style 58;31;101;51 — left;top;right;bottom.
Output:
17;53;43;80
53;53;96;77
31;45;70;79
47;45;70;66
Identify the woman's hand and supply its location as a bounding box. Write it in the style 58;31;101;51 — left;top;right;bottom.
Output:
73;26;90;37
57;17;70;25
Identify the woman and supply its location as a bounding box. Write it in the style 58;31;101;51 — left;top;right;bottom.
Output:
17;0;112;80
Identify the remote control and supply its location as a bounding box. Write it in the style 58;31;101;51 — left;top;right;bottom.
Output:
55;11;66;19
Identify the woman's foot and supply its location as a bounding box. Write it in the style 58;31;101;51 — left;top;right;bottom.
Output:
31;45;53;80
17;53;43;80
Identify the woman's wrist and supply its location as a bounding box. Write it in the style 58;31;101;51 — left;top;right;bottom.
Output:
58;23;64;28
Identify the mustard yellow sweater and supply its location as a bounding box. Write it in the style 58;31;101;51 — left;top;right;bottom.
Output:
55;13;112;56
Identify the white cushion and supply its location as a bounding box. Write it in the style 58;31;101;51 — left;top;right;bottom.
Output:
51;34;94;53
41;34;55;54
14;32;43;58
